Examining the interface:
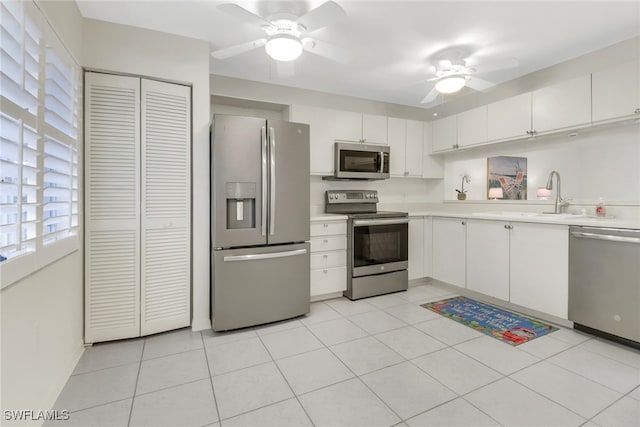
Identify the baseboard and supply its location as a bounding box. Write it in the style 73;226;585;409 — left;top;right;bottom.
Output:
191;317;212;332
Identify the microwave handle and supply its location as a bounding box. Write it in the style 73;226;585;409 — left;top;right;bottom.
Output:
378;151;384;173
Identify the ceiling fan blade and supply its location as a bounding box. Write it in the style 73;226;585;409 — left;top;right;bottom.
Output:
297;1;346;33
421;87;439;104
302;38;350;64
211;39;266;59
217;3;274;30
437;59;453;70
466;76;496;92
471;57;520;74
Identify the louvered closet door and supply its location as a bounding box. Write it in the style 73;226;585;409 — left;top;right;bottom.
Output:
85;72;141;343
140;79;191;335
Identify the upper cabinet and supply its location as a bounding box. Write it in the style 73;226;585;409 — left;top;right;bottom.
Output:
334;110;387;145
388;117;424;177
333;110;362;142
432;115;457;152
422;121;443;178
592;59;640;122
290;104;335;175
457;105;488;147
362;113;388;145
487;92;532;141
531;75;591;133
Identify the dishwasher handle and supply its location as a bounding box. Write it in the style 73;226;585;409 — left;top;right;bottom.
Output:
571;231;640;244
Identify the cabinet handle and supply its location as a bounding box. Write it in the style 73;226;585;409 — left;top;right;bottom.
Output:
324;223;328;228
323;239;328;243
323;254;328;259
461;221;466;226
634;108;640;114
323;269;328;274
504;224;513;230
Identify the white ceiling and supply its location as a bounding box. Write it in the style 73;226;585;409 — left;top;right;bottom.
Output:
76;1;640;108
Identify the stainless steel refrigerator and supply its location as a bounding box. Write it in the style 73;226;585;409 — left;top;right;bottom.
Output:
211;115;310;331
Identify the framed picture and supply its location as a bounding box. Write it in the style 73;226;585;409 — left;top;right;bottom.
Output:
487;156;527;200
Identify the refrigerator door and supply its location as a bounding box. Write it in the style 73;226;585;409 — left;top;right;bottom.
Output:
212;242;311;331
212;115;267;248
266;120;310;245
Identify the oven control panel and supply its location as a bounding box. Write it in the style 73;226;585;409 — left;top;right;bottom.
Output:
326;190;378;204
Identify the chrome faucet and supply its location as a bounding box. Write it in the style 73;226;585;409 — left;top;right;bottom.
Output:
545;171;569;214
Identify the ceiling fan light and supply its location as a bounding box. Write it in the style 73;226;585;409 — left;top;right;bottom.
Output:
265;34;303;62
435;76;466;94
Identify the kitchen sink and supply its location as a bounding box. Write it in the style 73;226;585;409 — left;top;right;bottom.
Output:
472;211;585;219
471;211;539;217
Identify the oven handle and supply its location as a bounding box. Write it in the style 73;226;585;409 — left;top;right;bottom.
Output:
353;218;409;227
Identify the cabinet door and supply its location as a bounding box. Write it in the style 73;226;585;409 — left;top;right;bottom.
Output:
85;72;141;343
487;92;532;141
432;217;466;288
291;105;334;175
387;117;406;176
432;115;457;152
510;223;568;319
141;79;191;336
405;120;424;176
362;113;388;145
466;220;510;301
457;105;487;148
532;75;591;133
408;217;424;280
592;60;640;122
334;110;362;142
422;121;443;178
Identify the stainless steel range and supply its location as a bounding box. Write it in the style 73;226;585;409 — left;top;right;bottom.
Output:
326;190;408;300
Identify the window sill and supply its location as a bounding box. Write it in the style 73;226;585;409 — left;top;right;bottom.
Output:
0;236;80;290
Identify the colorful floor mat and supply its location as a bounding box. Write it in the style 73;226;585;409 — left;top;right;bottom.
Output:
421;296;558;346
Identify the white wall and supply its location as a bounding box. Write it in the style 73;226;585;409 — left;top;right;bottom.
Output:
1;1;85;424
443;123;640;206
82;19;211;330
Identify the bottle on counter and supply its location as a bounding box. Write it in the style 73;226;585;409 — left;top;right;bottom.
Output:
595;197;607;217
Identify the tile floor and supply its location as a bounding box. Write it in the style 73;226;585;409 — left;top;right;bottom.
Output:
48;283;640;427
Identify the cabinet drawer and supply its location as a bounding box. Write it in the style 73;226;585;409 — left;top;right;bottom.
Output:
310;221;347;237
311;250;346;269
311;236;347;252
311;266;347;296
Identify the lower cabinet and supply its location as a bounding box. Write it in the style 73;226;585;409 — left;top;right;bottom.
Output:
310;219;347;297
432;217;466;288
465;219;569;319
408;217;424;280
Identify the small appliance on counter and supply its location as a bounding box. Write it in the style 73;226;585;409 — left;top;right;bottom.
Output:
326;190;408;300
211;114;310;331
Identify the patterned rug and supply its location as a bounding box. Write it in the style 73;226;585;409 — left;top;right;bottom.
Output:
421;296;558;346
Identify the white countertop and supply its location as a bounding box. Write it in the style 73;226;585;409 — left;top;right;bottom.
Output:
407;210;640;229
310;213;348;221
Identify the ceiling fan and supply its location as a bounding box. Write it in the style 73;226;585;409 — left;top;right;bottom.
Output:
211;1;349;64
421;56;520;105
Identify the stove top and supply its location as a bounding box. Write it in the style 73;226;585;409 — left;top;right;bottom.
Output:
324;190;407;218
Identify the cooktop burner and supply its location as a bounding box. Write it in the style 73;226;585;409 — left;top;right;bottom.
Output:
324;190;407;218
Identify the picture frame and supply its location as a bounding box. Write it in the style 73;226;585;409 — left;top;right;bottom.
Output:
487;156;527;200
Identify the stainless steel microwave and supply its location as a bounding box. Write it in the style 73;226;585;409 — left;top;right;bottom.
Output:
331;142;390;180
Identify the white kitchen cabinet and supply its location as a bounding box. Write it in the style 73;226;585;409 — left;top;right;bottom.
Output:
487;92;532;141
408;217;424;280
422;121;443;178
405;119;424;176
85;72;191;343
457;105;488;148
310;218;347;297
465;219;569;318
387;117;407;176
334;110;387;145
362;113;388;145
532;75;591;133
510;222;568;319
466;220;510;301
431;115;458;152
334;110;362;142
388;118;424;177
423;216;433;278
432;217;466;288
592;59;640;122
290;105;335;175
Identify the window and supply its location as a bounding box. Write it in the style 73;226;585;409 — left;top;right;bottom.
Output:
0;0;80;284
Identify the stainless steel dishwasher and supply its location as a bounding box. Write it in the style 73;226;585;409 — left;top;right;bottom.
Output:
569;226;640;348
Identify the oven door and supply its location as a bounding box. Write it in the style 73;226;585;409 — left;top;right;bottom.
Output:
335;143;389;180
351;217;408;277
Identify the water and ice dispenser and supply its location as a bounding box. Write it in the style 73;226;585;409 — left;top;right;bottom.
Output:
225;182;255;229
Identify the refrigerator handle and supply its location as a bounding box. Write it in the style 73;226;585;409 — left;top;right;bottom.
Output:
261;126;268;237
269;126;276;236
